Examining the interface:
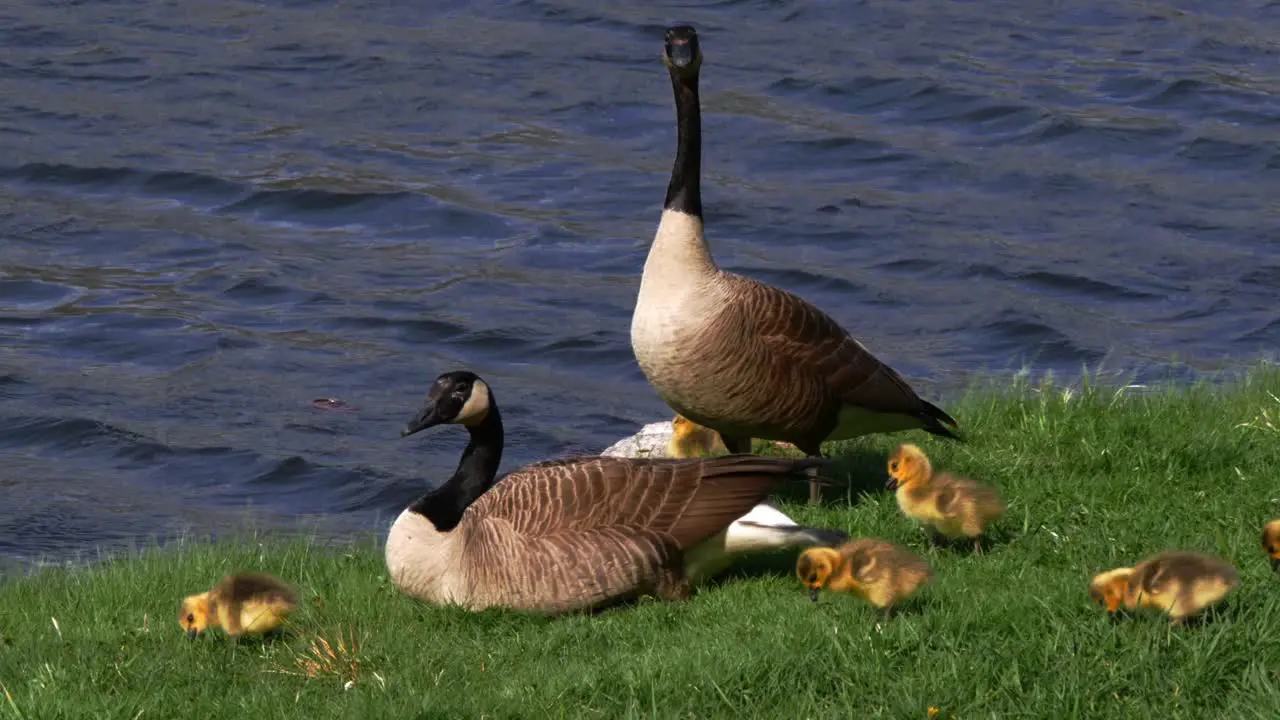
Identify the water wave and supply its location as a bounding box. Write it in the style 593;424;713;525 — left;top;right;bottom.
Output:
2;0;1279;563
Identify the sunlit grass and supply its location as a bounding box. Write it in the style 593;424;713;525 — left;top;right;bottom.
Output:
3;365;1280;717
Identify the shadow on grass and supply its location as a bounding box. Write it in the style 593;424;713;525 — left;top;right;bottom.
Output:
767;447;892;508
697;548;802;593
802;587;932;622
920;525;1018;556
187;627;295;646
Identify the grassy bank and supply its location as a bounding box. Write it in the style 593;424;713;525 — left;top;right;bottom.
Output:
4;368;1280;718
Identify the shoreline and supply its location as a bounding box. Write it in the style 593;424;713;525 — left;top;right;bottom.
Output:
3;364;1279;715
4;361;1278;572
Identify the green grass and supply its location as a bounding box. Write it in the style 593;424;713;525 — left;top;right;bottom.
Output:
5;366;1280;718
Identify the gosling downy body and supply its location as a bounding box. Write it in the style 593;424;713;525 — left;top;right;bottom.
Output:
630;25;960;506
668;413;728;459
179;572;299;640
1262;519;1280;572
796;538;933;617
385;371;846;615
1088;551;1239;624
668;414;802;458
886;443;1005;552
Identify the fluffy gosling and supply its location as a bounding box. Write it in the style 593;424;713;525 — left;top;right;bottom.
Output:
886;443;1005;552
1262;520;1280;572
796;538;933;618
667;415;804;459
667;414;729;458
1088;550;1239;625
179;572;299;640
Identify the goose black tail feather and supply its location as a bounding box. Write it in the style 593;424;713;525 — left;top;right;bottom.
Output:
919;400;963;442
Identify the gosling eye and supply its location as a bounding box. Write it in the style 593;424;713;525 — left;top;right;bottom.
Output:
186;613;194;624
808;573;819;583
889;461;899;472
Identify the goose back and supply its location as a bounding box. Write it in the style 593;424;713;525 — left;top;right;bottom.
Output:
637;268;955;453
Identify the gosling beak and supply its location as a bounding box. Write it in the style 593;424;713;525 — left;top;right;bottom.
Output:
401;401;440;438
808;587;820;602
186;627;198;641
1271;556;1279;573
885;476;898;491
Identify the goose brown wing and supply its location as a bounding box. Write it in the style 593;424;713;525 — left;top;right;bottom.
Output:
466;454;822;548
459;521;681;614
456;455;822;613
724;274;959;436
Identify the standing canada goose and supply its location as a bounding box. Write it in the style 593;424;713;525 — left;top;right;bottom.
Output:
385;370;847;615
630;25;961;505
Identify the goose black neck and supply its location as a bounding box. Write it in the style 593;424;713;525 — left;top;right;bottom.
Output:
663;71;702;218
408;402;504;532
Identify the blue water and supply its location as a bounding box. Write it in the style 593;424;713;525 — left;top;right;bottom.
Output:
2;0;1279;565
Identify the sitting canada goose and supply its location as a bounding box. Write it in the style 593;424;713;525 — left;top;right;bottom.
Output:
1088;550;1239;625
630;25;961;506
1263;519;1280;572
179;572;299;640
385;370;847;615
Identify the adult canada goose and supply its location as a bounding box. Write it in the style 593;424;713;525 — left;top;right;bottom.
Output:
630;25;961;505
385;370;848;615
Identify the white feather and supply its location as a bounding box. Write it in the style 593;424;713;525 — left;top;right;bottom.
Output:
683;501;842;584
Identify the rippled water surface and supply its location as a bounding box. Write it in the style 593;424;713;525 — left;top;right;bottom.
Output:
2;0;1279;565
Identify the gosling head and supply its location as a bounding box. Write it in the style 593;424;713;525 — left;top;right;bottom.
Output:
886;443;932;491
796;547;842;602
1262;520;1280;572
1088;567;1135;615
663;25;702;78
401;371;493;437
179;592;212;640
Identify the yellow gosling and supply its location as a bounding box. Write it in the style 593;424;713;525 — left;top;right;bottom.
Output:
667;414;729;458
796;538;933;618
180;572;299;640
1089;551;1239;625
1262;519;1280;572
886;443;1005;553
